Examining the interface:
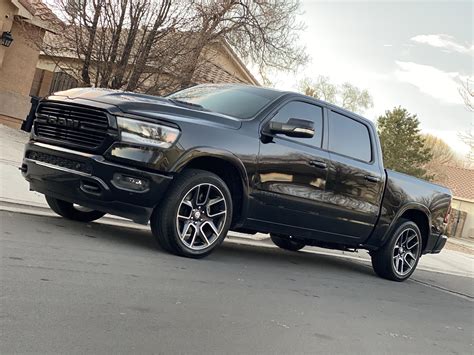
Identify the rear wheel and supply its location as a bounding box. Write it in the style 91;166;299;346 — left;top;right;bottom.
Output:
270;234;305;252
151;169;233;258
45;196;105;222
371;219;422;281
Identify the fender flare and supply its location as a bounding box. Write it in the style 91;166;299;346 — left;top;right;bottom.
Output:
169;147;250;220
369;202;431;249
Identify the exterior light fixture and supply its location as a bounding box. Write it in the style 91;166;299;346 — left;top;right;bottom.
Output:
1;31;14;47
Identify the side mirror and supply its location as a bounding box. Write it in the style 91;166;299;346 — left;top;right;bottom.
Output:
268;118;314;138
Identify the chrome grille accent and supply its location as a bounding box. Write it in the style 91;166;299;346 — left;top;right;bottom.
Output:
35;101;109;150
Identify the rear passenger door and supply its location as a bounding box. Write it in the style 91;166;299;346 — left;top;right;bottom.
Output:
324;110;385;241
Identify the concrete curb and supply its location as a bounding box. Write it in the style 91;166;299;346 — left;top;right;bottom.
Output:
0;198;270;241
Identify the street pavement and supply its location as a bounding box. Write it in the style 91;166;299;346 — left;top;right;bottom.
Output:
1;124;473;278
1;211;473;354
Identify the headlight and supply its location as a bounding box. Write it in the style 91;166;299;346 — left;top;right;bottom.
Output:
117;116;179;148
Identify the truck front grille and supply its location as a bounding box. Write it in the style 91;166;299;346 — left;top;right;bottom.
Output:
34;101;109;150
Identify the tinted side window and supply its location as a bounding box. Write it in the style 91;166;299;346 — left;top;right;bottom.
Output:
328;111;372;162
271;101;323;148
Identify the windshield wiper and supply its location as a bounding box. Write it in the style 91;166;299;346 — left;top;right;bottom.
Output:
167;98;208;111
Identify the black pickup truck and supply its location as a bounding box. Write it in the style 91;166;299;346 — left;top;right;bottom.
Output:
21;84;451;281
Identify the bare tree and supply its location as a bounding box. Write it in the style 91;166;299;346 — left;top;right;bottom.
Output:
35;0;195;93
457;78;474;166
340;82;373;113
458;130;474;166
299;76;337;103
299;75;374;114
459;78;473;111
177;0;308;89
422;134;458;183
27;0;307;94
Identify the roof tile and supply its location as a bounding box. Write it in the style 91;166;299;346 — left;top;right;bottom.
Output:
437;165;474;200
18;0;58;23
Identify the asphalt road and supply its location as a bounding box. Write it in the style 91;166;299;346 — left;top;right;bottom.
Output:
1;211;473;354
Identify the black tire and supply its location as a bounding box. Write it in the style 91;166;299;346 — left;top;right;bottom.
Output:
270;234;305;252
150;169;233;258
371;219;422;281
45;196;105;222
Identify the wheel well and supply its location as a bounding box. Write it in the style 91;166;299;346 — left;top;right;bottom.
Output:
400;209;430;250
182;157;245;225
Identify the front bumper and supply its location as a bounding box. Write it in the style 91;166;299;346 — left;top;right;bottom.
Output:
22;141;173;224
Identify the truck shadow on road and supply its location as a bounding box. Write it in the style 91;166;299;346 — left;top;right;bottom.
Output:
40;215;376;279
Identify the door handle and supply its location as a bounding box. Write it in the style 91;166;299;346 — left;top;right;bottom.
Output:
309;160;327;169
365;175;380;183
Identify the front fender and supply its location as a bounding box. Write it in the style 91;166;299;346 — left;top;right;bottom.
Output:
171;147;247;182
169;147;250;223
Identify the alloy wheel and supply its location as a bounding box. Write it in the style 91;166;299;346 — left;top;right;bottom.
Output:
176;183;227;250
392;228;420;276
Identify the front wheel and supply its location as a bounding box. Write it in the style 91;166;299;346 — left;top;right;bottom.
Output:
270;234;305;252
371;219;422;281
45;196;105;222
151;169;233;258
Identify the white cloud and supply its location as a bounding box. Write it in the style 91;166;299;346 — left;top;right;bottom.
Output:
411;34;473;55
394;61;463;105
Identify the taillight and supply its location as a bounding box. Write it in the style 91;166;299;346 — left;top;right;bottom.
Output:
444;203;451;224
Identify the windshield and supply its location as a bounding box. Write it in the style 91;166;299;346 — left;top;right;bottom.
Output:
167;84;282;119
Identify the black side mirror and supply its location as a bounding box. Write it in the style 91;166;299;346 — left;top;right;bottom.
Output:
268;118;314;138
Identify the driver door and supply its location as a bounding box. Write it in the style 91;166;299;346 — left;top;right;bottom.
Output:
251;100;332;236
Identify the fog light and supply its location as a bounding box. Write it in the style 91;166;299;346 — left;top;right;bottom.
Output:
112;173;149;192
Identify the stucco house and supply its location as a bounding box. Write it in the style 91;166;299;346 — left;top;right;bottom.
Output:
0;0;56;128
33;37;259;98
441;165;474;239
1;0;259;130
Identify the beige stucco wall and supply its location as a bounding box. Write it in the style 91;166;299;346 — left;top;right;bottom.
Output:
0;2;44;129
452;197;474;239
0;0;15;68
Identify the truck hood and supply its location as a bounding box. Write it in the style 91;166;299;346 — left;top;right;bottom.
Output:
48;88;242;130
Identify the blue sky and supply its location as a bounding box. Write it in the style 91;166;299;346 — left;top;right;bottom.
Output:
272;0;473;155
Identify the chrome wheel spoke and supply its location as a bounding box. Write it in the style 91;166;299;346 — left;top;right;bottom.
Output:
180;221;192;240
395;256;401;273
392;227;420;276
204;220;220;236
178;211;192;220
176;183;227;251
195;184;211;206
406;251;415;261
199;226;210;245
403;257;411;271
207;197;224;207
189;228;198;248
406;233;417;245
182;199;193;208
207;210;226;218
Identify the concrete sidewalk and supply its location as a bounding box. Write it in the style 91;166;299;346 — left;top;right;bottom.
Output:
1;124;473;278
0;124;46;207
